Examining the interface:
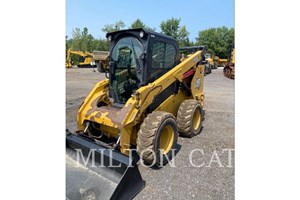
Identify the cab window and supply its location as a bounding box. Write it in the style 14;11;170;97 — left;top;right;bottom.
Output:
150;40;176;80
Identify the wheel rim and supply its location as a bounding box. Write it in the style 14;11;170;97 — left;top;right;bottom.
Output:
159;125;174;154
193;108;201;130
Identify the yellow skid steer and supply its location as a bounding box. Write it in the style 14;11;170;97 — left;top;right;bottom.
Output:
66;28;206;199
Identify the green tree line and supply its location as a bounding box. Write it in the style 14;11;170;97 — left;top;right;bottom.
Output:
66;18;234;58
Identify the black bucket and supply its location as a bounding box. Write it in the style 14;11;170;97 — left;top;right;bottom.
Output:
66;131;145;200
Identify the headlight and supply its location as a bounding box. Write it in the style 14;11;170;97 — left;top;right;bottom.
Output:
139;31;144;38
108;35;112;41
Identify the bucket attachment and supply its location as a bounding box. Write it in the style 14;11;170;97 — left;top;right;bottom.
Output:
66;130;145;200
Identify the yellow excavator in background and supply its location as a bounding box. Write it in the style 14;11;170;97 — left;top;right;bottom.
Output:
66;28;206;199
223;43;235;79
65;48;95;68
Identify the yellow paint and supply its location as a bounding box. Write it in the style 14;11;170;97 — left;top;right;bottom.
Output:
99;125;119;138
159;125;174;154
66;48;95;68
155;90;190;117
219;58;228;65
206;57;214;66
193;109;201;130
120;125;133;155
231;48;235;64
77;79;109;130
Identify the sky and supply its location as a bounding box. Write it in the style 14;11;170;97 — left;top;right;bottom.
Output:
66;0;234;42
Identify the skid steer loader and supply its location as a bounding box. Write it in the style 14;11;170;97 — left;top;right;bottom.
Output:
66;28;206;200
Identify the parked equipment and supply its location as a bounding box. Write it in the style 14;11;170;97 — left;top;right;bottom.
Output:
218;58;227;68
66;49;95;68
93;51;110;72
180;46;210;74
223;43;235;79
204;53;219;70
66;28;206;199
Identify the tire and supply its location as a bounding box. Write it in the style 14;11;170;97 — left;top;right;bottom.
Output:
96;62;105;73
205;64;209;74
214;63;218;69
177;99;204;137
137;111;178;166
209;65;212;74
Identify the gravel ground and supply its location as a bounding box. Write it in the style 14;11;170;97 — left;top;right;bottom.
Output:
66;67;235;200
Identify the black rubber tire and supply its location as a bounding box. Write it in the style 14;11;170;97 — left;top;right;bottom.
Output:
137;111;178;166
214;63;219;69
205;64;210;74
177;99;204;137
96;62;105;73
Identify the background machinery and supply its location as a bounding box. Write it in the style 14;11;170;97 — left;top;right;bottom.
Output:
66;28;206;199
204;53;219;70
66;48;95;68
180;46;211;74
93;50;110;72
218;58;228;68
223;43;235;79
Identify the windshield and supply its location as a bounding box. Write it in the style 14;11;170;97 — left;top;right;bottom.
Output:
110;37;143;104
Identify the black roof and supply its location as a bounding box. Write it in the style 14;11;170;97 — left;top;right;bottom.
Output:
179;46;206;51
106;28;177;43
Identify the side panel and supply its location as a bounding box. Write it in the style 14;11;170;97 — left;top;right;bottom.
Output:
155;90;191;117
191;65;205;107
77;79;110;131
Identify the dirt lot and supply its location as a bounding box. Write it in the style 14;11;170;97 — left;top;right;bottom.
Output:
66;67;234;200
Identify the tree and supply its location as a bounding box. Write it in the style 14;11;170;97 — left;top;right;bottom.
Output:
66;27;99;64
93;38;110;51
177;25;190;47
131;19;146;29
70;27;95;52
70;28;82;50
130;19;156;31
160;18;190;47
66;26;111;57
102;21;126;33
160;18;180;38
196;26;234;58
